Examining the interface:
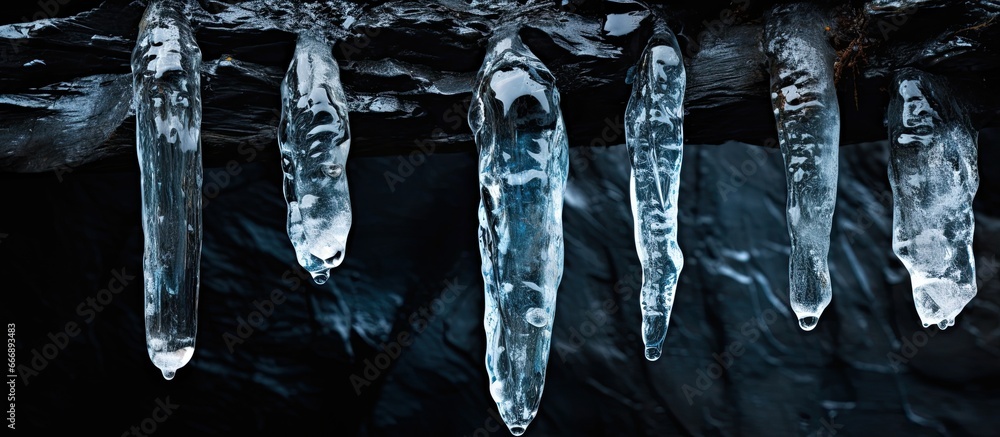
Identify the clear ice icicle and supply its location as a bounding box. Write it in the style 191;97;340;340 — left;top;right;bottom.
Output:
625;31;686;361
278;32;352;285
764;4;840;331
132;0;202;380
469;31;568;436
888;69;979;329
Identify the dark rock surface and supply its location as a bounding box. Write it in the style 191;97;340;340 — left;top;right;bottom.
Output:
2;0;1000;172
4;134;1000;435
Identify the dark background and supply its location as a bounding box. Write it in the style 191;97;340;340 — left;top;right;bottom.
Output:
4;137;1000;436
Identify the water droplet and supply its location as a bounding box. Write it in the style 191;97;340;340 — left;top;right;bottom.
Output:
509;426;526;436
798;316;819;331
645;346;662;361
312;270;329;285
162;369;176;380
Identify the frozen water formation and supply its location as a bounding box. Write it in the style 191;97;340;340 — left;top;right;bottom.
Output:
625;30;686;361
132;0;203;380
278;32;352;285
887;69;979;329
469;30;568;436
764;4;840;331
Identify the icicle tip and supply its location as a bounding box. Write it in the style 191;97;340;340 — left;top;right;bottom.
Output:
644;346;662;361
797;316;819;331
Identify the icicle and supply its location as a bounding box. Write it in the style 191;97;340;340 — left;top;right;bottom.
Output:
625;31;685;361
132;0;202;380
469;30;568;436
278;32;352;285
764;4;840;331
887;68;979;329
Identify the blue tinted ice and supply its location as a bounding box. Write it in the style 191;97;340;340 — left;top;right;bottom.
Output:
888;69;979;329
132;0;202;380
765;4;840;331
625;31;686;360
278;32;353;285
469;31;568;436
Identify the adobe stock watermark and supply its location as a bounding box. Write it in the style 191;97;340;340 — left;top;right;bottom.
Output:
885;325;940;373
555;266;642;362
339;25;380;61
1;0;73;62
51;164;76;182
20;0;71;22
221;267;307;353
463;408;509;437
716;139;780;201
120;396;179;437
382;99;625;192
843;187;894;246
566;114;626;179
684;0;752;57
349;278;466;394
0;38;27;64
870;3;920;41
681;308;779;405
16;268;134;386
202;106;281;208
584;115;625;149
6;324;14;430
383;97;472;192
886;255;1000;372
51;65;280;188
806;413;845;437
